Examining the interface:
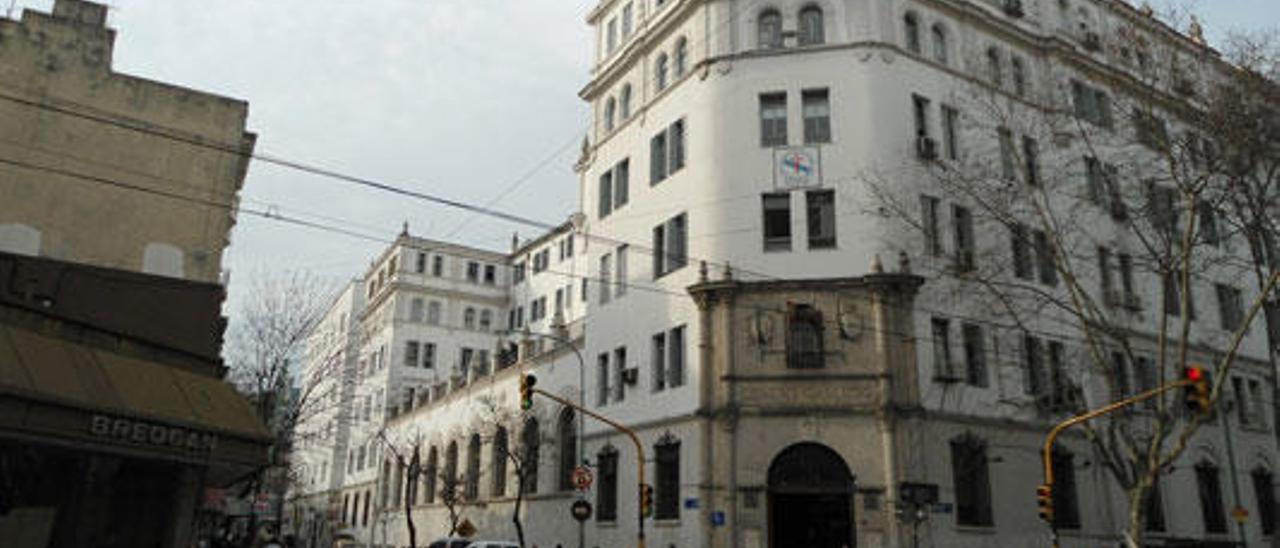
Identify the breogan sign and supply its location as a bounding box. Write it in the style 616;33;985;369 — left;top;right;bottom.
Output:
89;414;218;453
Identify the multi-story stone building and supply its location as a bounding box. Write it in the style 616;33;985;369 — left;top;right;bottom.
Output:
292;0;1280;547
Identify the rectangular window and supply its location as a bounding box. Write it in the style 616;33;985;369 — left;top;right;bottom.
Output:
615;245;628;297
651;331;667;392
415;252;426;273
513;262;526;284
620;3;633;37
1052;450;1082;529
1145;479;1167;532
423;342;436;368
912;94;930;137
931;317;953;379
581;278;589;303
484;265;496;285
921;195;943;256
1164;273;1196;319
1011;223;1033;280
762;193;792;251
410;298;425;322
787;305;825;369
950;438;994;526
1134;108;1170;150
404;341;420;367
1099;246;1116;304
432;255;444;277
597;449;619;522
613;347;627;402
952;205;975;272
806;190;836;249
1034;230;1057;286
669;120;685;173
466;261;480;283
1217;284;1245;331
802;89;831;144
598;170;614;219
1023;335;1045;396
998;127;1015;180
1198;463;1228;533
597;353;610;406
760;93;788;146
653;213;688;278
1199;201;1220;246
1111;351;1131;398
1254;469;1276;536
555;288;565;315
650;130;668;184
941;105;959;160
614;159;630;209
1071;80;1112;127
668;325;686;388
1023;136;1040;186
606;18;618;54
599;254;612;304
962;323;987;387
654;441;681;520
427;301;441;325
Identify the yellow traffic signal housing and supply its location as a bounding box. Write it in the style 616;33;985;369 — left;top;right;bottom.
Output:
520;374;537;410
1036;484;1054;523
1183;366;1211;415
640;483;654;518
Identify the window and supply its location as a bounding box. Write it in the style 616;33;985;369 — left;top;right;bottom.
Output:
465;434;481;500
521;418;540;494
597;447;619;521
491;427;508;497
484;264;496;285
1023;136;1040;186
653;213;687;277
998;127;1015;180
621;2;633;37
423;342;436;368
1034;230;1056;286
410;298;425;322
1052;448;1081;529
1119;254;1136;307
405;341;420;367
620;84;633;120
904;13;921;53
654;436;681;519
760;93;788;146
479;309;492;332
669;325;686;388
443;441;459;504
986;47;1003;86
962;323;987;387
1164;272;1196;319
1111;352;1131;398
614;159;629;209
759;10;783;49
931;24;948;63
613;347;627;402
615;245;628;297
802;89;831;144
606;18;618;54
427;301;441;325
1011;56;1027;96
950;435;994;526
1253;468;1276;536
762;193;792;251
651;331;667;392
599;254;612;304
931;317;954;379
798;6;824;46
415;252;426;273
1024;335;1046;396
597;353;610;405
674;37;688;77
787;304;824;369
1197;461;1227;534
912;94;930;137
1145;477;1166;531
513;262;526;284
1134;109;1169;150
558;409;577;491
670;120;685;172
1071;80;1112;127
604;98;616;132
1199;201;1221;246
425;447;438;502
1012;224;1033;280
807;190;836;249
655;54;669;92
952;205;975;272
921;195;943;256
1217;284;1244;331
432;255;444;277
941;105;959;160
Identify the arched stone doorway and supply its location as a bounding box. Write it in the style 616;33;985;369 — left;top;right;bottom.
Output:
768;442;855;548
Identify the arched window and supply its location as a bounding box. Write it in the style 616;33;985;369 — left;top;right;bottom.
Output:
673;37;689;78
464;307;476;330
986;47;1003;86
558;409;578;491
604;97;617;131
424;443;440;501
654;433;681;519
596;445;619;521
521;418;540;494
465;434;482;500
655;54;670;92
1197;460;1228;533
443;440;459;504
931;24;948;64
620;84;633;120
904;12;921;53
798;6;824;46
491;427;509;497
949;435;993;526
479;309;492;331
758;9;783;49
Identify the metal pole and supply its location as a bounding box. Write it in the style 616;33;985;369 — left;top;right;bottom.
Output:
1222;401;1249;546
521;329;587;548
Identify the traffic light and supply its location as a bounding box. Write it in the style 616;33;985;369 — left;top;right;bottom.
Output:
1036;484;1054;523
520;374;537;410
640;483;654;518
1183;366;1211;415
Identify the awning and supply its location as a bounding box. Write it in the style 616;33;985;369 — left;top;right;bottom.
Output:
0;322;271;475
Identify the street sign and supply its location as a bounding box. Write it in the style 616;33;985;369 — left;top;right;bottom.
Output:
572;466;594;491
571;499;593;522
684;497;700;509
456;519;477;538
710;511;726;527
931;502;953;514
899;482;940;505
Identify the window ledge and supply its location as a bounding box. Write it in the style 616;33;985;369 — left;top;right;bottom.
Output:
953;524;997;534
595;520;619;528
653;518;682;528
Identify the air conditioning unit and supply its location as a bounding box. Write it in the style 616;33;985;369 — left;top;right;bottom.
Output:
1003;0;1025;18
622;367;639;385
1082;32;1102;52
916;136;938;160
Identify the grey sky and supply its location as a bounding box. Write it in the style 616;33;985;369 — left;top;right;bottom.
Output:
7;0;1277;317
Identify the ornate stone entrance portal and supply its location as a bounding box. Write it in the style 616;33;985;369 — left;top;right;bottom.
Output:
768;442;855;548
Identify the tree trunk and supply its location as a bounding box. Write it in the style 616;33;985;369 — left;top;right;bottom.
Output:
513;461;527;548
1124;482;1149;548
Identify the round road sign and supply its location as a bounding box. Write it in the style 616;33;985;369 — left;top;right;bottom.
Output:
571;499;593;522
572;466;594;491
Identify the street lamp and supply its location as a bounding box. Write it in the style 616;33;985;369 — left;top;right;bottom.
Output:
500;316;587;548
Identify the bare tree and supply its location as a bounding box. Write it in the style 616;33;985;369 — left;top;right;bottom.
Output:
375;428;425;548
475;395;547;548
864;11;1278;544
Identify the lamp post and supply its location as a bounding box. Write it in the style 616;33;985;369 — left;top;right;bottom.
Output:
503;317;587;548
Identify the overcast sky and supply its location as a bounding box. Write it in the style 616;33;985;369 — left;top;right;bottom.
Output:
8;0;1277;317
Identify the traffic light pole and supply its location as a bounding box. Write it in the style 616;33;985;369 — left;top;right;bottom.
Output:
1040;378;1195;548
530;387;648;548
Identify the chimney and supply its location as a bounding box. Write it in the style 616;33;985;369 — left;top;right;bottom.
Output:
52;0;108;27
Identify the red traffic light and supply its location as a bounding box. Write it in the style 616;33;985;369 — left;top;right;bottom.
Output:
1186;367;1203;382
1036;484;1054;523
1182;366;1211;415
